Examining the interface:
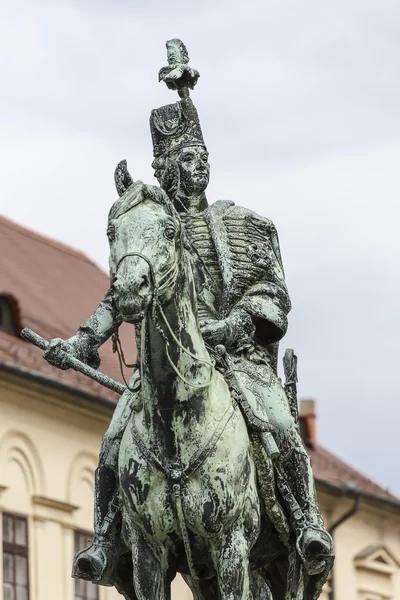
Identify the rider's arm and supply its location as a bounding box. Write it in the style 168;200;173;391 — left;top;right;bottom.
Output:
233;280;290;347
68;287;119;366
201;219;291;350
44;288;120;369
232;218;291;346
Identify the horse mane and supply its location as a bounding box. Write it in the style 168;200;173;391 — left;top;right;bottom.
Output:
108;184;178;225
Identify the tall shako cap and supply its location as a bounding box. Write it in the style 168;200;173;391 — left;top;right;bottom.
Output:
150;39;206;160
150;99;205;158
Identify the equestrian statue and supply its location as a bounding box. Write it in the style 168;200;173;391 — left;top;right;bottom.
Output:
24;39;334;600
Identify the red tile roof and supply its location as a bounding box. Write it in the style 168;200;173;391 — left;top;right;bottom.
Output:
308;443;399;505
1;216;398;506
0;216;134;402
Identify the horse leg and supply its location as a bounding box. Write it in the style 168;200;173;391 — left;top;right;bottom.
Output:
249;571;273;600
182;574;220;600
211;530;252;600
131;531;169;600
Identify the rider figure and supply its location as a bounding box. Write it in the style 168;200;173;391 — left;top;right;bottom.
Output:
44;39;333;590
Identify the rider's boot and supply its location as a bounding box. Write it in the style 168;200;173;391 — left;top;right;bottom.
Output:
279;447;334;576
72;465;122;585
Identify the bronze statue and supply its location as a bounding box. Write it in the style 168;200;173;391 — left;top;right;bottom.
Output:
27;39;334;600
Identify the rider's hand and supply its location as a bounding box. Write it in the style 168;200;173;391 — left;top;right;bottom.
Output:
43;338;77;371
200;319;228;347
43;335;101;370
200;310;255;351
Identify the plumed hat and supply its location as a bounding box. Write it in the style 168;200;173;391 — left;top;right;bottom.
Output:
150;39;206;159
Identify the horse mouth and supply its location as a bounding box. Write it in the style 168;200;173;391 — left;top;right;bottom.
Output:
115;296;150;323
119;309;147;324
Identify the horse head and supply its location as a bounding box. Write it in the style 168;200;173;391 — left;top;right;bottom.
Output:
107;182;182;323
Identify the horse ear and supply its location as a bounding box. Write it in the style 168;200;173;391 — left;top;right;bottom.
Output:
114;160;134;197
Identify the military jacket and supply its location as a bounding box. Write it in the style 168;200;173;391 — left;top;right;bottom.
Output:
203;200;291;346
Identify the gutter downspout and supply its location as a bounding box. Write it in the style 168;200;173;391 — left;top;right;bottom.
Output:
328;487;361;600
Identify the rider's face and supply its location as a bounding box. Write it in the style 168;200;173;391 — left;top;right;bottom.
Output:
176;146;210;196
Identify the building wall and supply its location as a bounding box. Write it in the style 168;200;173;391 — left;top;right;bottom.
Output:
1;371;399;600
0;371;121;600
319;493;400;600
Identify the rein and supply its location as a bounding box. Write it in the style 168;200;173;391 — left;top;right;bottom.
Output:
112;251;214;391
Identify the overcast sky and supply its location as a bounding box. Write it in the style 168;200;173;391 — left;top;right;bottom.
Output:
1;0;400;495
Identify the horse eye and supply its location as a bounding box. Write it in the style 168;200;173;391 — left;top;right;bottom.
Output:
107;226;115;243
165;227;175;241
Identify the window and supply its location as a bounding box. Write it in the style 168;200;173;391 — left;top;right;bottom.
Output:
74;531;98;600
0;296;18;336
2;513;29;600
355;544;398;600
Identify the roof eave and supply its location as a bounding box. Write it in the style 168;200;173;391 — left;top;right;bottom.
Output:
0;361;116;412
315;477;400;511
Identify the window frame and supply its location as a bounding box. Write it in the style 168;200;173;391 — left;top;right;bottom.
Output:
2;512;30;600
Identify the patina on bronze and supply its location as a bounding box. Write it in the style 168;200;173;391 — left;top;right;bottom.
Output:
38;39;334;600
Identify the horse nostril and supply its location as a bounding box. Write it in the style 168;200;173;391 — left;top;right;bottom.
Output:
138;274;149;295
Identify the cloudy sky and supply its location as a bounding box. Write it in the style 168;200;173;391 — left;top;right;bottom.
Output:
1;0;400;494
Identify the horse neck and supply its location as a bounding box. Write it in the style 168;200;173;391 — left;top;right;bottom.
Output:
139;248;212;455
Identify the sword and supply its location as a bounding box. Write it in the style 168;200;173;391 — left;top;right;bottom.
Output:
21;328;126;396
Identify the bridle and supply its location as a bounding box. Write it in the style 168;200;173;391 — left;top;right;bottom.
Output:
112;250;214;391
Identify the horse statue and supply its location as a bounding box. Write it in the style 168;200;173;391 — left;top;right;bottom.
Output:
110;182;261;599
107;181;305;600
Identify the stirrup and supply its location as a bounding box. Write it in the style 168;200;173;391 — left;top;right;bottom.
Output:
296;525;334;576
72;541;114;586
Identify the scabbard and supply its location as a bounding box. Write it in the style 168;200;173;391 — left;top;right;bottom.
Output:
283;348;299;429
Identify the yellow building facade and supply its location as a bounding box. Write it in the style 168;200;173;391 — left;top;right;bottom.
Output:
0;367;117;600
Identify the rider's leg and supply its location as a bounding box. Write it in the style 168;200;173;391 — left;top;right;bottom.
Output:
73;458;122;585
72;383;139;584
263;373;334;575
